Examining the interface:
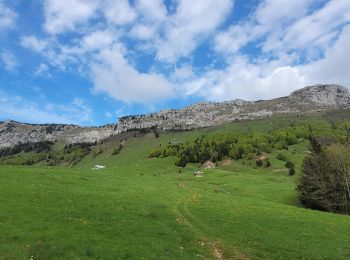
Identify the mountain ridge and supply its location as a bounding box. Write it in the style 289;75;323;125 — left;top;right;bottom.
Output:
1;84;350;148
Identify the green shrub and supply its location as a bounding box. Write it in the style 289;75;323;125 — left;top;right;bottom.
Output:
266;160;271;167
112;144;123;155
286;134;298;145
276;153;287;161
259;143;272;153
285;160;294;169
288;167;296;176
256;159;263;167
275;141;288;150
148;148;162;158
93;149;103;158
175;156;188;167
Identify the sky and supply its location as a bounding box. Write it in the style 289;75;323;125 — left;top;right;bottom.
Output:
0;0;350;126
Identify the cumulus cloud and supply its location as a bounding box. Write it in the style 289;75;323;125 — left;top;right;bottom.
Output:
214;0;318;55
156;0;233;62
34;63;51;78
19;0;350;109
103;0;137;25
263;0;350;54
135;0;167;22
178;56;306;101
43;0;98;34
128;0;167;41
197;0;350;103
300;24;350;87
0;1;17;30
0;91;93;124
1;51;18;72
91;45;174;103
20;36;49;53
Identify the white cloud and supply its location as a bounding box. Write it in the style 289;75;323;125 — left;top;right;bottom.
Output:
255;0;316;26
20;36;49;52
43;0;98;34
80;29;117;52
104;0;137;25
301;24;350;87
172;65;194;81
91;45;174;103
214;22;253;54
0;91;94;124
34;63;51;78
135;0;167;22
129;24;156;40
184;19;350;102
266;0;350;53
156;0;234;62
214;0;320;55
18;0;350;109
1;51;18;72
191;0;349;103
0;1;17;30
178;56;306;101
129;0;167;40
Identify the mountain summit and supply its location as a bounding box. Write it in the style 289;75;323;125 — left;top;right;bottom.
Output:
1;84;349;148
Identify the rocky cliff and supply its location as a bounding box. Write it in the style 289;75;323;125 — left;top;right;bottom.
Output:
1;84;349;148
116;84;350;132
0;121;115;148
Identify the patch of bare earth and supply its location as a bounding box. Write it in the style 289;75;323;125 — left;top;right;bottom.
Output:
179;181;186;188
214;247;224;260
272;168;288;173
206;241;250;260
222;159;232;166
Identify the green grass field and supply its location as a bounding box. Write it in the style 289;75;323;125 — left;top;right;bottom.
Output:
1;115;350;259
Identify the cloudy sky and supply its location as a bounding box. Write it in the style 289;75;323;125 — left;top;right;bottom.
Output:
0;0;349;125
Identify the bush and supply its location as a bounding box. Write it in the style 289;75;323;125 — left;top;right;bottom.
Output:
148;148;162;158
93;149;103;158
175;156;188;167
275;141;288;150
298;143;350;214
259;143;272;153
276;153;287;161
112;144;123;155
256;159;263;167
285;160;294;169
286;134;298;145
288;167;296;176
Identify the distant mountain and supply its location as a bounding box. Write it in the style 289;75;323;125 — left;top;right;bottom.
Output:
1;84;349;148
116;84;350;132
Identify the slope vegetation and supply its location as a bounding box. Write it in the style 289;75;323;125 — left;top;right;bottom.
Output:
1;112;350;259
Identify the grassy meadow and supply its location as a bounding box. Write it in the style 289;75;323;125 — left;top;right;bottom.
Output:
1;113;350;259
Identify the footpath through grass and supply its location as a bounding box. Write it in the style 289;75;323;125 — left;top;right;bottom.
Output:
1;115;350;259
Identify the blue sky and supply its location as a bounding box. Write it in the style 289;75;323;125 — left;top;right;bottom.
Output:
0;0;350;125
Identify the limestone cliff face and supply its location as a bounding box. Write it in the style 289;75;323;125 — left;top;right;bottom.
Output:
290;84;350;105
115;84;350;132
0;121;115;148
1;84;349;148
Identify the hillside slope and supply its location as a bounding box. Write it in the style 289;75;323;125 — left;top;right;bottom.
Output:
1;114;350;259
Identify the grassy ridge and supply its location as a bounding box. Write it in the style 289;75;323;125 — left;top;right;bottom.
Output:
1;113;350;259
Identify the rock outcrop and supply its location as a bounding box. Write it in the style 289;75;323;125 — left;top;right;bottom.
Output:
116;84;350;132
0;121;115;148
1;84;349;148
